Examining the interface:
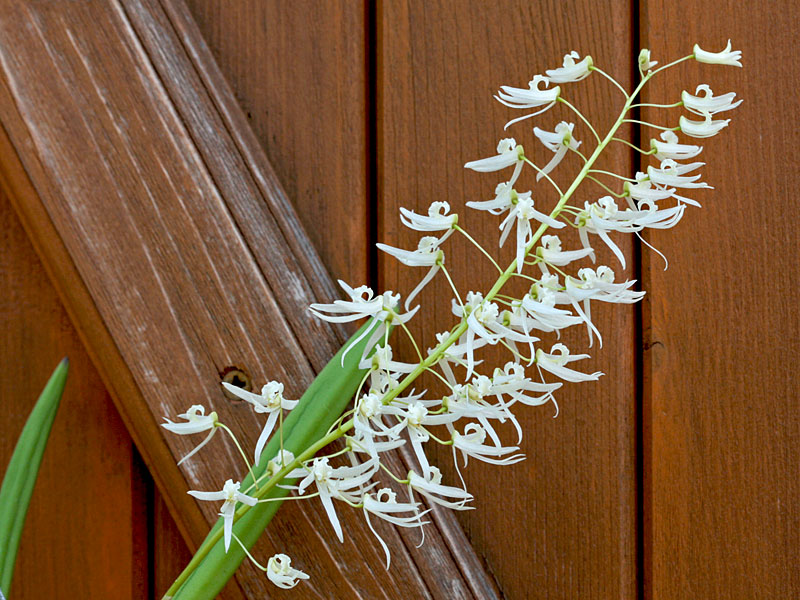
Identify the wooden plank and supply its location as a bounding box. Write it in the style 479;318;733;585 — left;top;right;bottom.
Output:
640;4;800;598
0;189;147;599
185;0;369;288
378;1;638;598
0;0;497;596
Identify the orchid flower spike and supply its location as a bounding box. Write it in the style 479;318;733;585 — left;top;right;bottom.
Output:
221;380;299;466
545;51;593;83
494;75;560;129
188;479;257;552
693;39;742;67
162;404;219;465
266;554;310;589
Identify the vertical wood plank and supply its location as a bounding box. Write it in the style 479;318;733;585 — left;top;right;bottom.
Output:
379;2;637;597
641;4;800;599
0;189;147;599
185;0;368;287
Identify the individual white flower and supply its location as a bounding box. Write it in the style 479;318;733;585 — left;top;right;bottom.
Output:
266;554;309;589
494;75;560;128
535;343;602;382
187;479;257;552
533;121;580;181
452;292;504;378
162;404;219;465
693;39;742;67
264;449;306;480
564;266;646;346
650;131;703;161
464;138;525;186
363;488;428;568
576;197;628;268
545;51;593;83
536;234;593;270
679;113;730;138
427;330;488;386
466;181;515;215
296;456;378;542
221;381;299;466
490;361;562;409
498;193;565;272
384;400;457;476
377;236;444;310
309;280;417;364
647;159;711;189
399;201;458;241
408;467;473;510
681;84;741;116
638;48;658;72
519;275;583;333
452;423;525;467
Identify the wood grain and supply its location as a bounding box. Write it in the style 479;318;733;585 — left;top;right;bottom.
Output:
0;189;147;599
185;0;369;288
640;3;800;598
378;2;638;598
0;0;497;597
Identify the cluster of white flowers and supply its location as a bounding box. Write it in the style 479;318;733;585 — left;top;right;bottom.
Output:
162;41;741;590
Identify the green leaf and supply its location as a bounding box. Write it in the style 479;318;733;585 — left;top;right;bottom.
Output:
170;321;385;599
0;358;68;597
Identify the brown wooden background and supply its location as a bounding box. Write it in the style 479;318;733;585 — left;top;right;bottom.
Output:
1;1;797;598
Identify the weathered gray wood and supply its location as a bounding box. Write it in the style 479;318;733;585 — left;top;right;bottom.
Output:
0;0;498;597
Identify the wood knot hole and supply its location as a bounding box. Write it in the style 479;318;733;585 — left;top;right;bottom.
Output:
220;366;252;400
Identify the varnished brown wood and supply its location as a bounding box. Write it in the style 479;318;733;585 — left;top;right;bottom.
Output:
0;189;147;599
640;4;800;598
378;2;638;598
185;0;369;288
0;0;497;597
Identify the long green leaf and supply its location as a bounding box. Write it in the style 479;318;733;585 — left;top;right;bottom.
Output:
0;358;68;597
170;321;384;599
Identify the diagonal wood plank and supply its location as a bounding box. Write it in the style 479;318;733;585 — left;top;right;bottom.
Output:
0;0;498;597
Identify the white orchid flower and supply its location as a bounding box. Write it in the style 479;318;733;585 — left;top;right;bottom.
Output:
536;234;594;271
490;361;562;409
494;75;560;128
545;51;593;83
519;276;583;333
576;197;628;267
647;159;711;189
408;467;473;510
162;404;219;465
650;131;703;161
265;554;309;589
464;138;525;187
638;48;658;73
679;113;730;138
309;280;417;364
466;181;516;215
681;84;742;116
452;423;525;467
296;456;379;543
399;201;458;241
221;381;299;466
693;39;742;67
536;343;602;383
533;121;581;181
363;488;429;568
377;236;444;310
498;193;565;272
188;479;257;552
